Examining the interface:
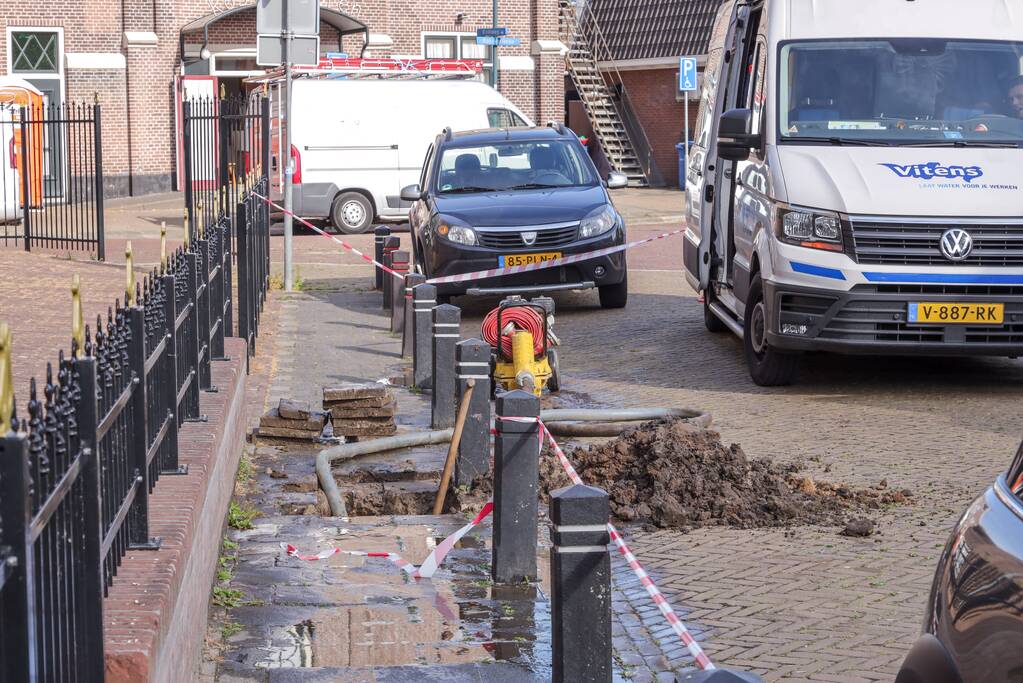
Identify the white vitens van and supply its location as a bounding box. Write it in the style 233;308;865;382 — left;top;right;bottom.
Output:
685;0;1023;385
273;79;533;233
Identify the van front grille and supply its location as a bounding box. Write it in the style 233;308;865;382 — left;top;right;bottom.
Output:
850;219;1023;267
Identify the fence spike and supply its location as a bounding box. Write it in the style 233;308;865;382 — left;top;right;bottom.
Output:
160;221;167;270
0;321;13;432
71;273;85;354
125;241;136;306
183;209;191;248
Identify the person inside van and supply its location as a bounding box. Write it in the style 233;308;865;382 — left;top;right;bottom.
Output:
1009;76;1023;118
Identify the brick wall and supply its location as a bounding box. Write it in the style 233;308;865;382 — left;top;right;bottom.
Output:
0;0;565;199
618;67;698;188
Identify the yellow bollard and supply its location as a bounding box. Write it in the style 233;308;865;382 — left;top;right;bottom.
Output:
125;241;136;306
0;322;13;431
160;221;167;270
71;274;85;354
183;209;191;248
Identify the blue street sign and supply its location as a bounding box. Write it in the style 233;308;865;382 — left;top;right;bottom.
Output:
477;27;508;37
679;56;698;92
477;35;520;46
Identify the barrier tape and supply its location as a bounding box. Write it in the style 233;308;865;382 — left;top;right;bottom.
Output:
281;502;494;579
499;415;715;672
251;190;684;287
252;191;406;280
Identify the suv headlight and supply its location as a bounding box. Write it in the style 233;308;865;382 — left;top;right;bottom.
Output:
435;218;477;246
579;206;617;239
776;205;843;252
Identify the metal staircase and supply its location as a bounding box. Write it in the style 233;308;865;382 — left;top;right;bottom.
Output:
559;0;657;187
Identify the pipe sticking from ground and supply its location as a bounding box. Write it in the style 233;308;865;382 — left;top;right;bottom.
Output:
316;406;711;516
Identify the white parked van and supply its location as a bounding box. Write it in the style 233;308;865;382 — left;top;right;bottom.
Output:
272;79;533;233
685;0;1023;385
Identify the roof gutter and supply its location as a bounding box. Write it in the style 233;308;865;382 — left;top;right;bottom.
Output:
595;54;708;72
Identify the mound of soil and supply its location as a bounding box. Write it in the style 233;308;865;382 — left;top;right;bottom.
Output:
538;418;910;531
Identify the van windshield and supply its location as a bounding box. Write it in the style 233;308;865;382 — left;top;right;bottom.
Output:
436;140;597;193
779;39;1023;146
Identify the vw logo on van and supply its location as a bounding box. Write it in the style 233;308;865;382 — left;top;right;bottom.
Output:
939;228;974;262
521;231;538;246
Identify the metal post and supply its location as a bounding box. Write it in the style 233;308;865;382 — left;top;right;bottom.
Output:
160;273;185;473
195;238;212;391
127;307;160;549
18;107;30;252
431;304;460;429
402;273;426;359
93;103;106;261
236;200;251;355
455;339;491;486
492;0;499;90
0;432;37;681
412;283;437;389
183;251;202;415
373;226;390;290
389;250;410;333
381;235;399;310
550;484;612;683
492;388;539;583
182;100;195;241
283;0;294;291
76;355;108;682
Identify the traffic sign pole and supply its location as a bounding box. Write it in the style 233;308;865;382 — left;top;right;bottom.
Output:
283;0;294;291
492;0;499;90
679;57;698;160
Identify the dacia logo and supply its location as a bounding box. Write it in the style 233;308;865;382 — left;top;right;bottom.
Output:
879;162;983;183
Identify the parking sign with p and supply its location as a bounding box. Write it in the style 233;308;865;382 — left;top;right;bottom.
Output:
679;57;698;92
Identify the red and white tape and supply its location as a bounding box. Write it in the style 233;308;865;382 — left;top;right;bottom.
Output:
281;502;494;579
252;191;406;280
527;417;715;672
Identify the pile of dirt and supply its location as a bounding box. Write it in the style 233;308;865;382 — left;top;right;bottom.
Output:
538;418;910;531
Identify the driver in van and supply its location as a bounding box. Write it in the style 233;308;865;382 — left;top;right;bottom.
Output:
1009;75;1023;118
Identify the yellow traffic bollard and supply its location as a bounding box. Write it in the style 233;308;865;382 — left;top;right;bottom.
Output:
71;274;85;354
0;322;13;430
125;241;136;306
160;221;168;271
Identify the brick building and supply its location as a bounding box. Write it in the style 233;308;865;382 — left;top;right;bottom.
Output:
0;0;565;198
566;0;725;188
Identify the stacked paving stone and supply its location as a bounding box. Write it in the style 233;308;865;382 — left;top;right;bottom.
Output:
257;398;328;440
323;383;397;438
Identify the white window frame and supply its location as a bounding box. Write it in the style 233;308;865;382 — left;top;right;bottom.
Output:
6;26;64;80
421;31;494;80
210;48;264;78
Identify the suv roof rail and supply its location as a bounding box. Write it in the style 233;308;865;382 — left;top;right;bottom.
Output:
443;127;453;141
545;120;568;135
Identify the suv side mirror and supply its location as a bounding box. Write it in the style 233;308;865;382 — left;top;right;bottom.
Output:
606;172;628;189
400;184;423;202
717;108;760;162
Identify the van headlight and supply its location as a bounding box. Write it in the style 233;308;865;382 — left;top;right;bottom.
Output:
579;206;617;238
776;206;844;252
436;218;477;246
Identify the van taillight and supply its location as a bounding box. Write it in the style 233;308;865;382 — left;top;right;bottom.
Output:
290;144;302;184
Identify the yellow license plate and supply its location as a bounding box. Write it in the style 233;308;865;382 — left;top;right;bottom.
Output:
908;302;1004;324
499;252;562;268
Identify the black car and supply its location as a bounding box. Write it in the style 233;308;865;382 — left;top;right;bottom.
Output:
896;444;1023;683
400;125;630;308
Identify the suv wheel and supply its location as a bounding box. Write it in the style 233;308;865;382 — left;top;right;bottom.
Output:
331;192;373;234
743;273;799;386
598;271;628;309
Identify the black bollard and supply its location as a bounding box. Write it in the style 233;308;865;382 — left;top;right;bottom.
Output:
389;251;410;333
373;226;390;291
678;671;764;683
413;283;437;389
550;484;612;683
402;273;426;359
492;389;540;583
455;338;491;486
381;235;400;310
431;304;460;429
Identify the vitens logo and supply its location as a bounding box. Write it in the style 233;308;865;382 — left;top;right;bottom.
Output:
879;162;983;183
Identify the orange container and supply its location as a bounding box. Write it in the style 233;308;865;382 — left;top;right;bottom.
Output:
0;80;45;208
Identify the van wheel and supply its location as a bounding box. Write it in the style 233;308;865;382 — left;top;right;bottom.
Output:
331;192;373;234
598;271;628;309
703;292;729;333
743;274;799;386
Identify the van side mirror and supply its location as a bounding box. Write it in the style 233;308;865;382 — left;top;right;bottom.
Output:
400;184;423;202
606;172;628;189
717;108;760;162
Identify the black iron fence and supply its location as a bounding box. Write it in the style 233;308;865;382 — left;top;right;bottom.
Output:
0;102;105;259
0;182;266;681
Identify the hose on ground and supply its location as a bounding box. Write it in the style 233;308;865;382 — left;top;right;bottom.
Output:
316;406;710;516
481;305;545;356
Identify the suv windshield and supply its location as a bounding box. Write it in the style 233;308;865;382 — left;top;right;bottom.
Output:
436;139;597;194
780;39;1023;146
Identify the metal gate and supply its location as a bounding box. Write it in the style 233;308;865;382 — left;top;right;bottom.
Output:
0;102;105;259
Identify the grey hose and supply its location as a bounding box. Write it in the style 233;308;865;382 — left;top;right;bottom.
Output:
316;407;710;516
317;428;453;516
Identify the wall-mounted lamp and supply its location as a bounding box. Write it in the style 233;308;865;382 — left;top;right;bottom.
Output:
200;44;212;61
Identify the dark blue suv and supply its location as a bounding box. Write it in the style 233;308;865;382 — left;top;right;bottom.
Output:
401;125;630;308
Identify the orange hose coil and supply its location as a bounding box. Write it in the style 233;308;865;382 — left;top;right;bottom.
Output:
481;305;545;357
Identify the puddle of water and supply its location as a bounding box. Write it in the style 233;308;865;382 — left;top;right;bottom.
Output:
256;620;314;669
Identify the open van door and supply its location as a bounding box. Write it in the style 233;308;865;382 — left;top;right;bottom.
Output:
691;1;748;292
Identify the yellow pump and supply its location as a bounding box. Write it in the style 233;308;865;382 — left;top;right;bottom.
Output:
486;298;560;397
